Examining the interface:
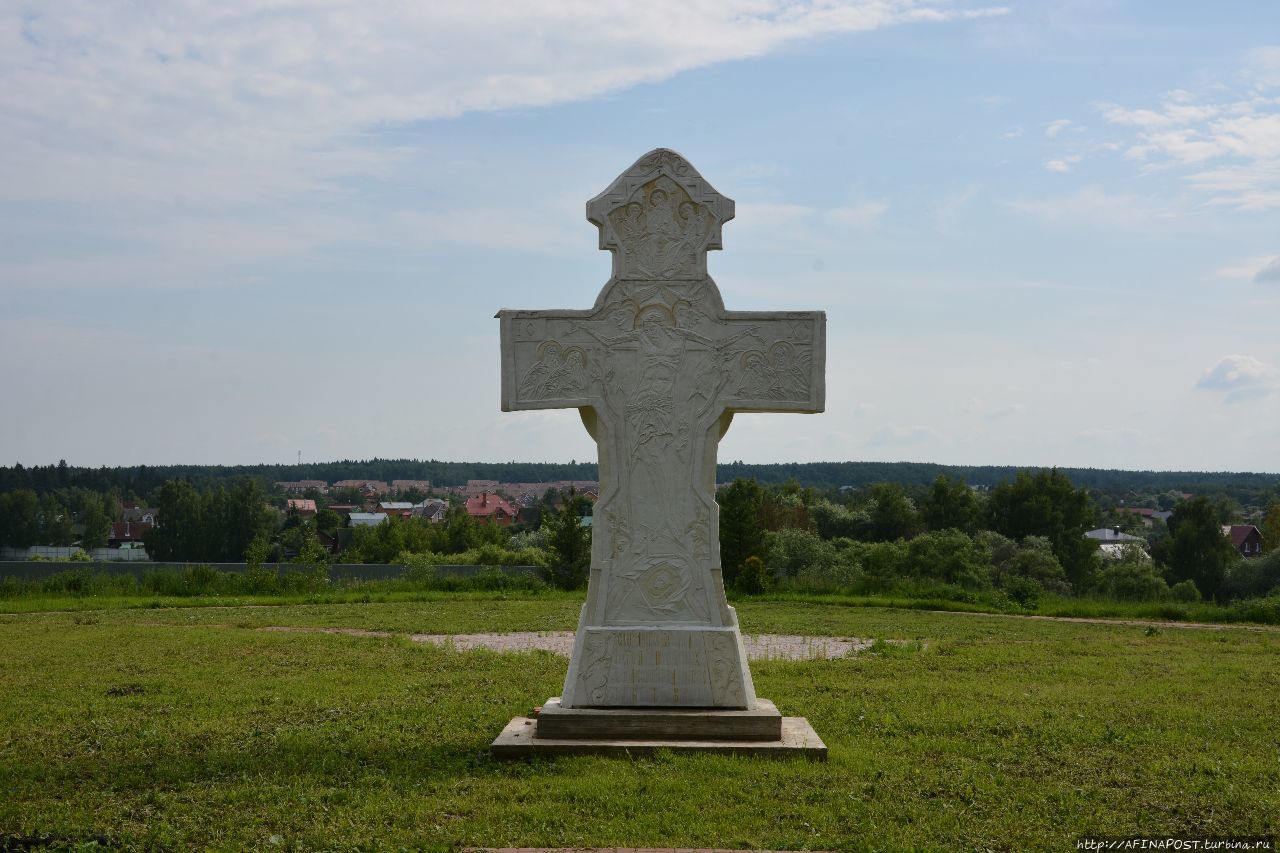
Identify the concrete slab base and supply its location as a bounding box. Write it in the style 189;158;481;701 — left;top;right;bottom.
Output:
490;714;826;761
536;697;783;741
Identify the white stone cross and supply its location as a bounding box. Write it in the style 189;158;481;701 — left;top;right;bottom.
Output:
498;149;825;708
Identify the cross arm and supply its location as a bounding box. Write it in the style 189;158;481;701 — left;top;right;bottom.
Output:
717;310;825;415
497;308;603;412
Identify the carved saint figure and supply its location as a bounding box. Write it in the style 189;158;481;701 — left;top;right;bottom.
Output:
519;341;562;400
617;202;645;243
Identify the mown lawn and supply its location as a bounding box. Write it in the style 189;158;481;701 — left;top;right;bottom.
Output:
1;596;1278;851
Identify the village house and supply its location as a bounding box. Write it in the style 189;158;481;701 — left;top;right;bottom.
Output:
333;480;391;497
390;480;432;495
464;480;501;498
465;493;519;526
109;520;153;549
120;504;158;525
286;498;317;520
1223;525;1264;558
377;501;414;520
348;512;388;527
1085;527;1149;559
412;498;449;523
274;480;328;494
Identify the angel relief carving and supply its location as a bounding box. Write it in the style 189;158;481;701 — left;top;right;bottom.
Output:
609;186;710;279
731;340;813;402
518;340;593;401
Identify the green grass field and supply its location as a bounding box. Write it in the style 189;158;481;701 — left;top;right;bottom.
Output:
2;594;1278;851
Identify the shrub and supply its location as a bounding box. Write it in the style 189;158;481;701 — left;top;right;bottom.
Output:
1097;558;1170;601
1003;575;1042;609
786;539;863;593
1230;596;1280;625
1170;580;1201;603
769;528;833;578
858;539;909;579
1224;549;1280;600
904;530;991;589
736;555;772;594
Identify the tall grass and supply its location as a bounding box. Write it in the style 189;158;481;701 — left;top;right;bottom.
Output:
0;564;547;602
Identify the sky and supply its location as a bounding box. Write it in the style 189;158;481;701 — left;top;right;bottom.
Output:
2;0;1278;473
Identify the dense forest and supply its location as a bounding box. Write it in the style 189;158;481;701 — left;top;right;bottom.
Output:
2;459;1277;507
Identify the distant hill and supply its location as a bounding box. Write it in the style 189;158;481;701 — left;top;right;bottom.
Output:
3;458;1277;506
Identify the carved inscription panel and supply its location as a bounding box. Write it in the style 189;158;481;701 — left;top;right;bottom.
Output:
568;627;749;708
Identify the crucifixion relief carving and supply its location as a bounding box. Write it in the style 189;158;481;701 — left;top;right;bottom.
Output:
498;149;825;708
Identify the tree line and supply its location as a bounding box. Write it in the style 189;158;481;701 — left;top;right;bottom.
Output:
717;471;1280;605
4;459;1278;508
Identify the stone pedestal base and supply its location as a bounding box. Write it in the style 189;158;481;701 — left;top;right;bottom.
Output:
561;621;756;709
490;697;826;760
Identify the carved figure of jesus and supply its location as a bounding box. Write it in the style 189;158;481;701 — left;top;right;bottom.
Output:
498;149;825;708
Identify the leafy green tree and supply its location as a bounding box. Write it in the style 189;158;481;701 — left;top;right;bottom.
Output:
921;475;981;533
245;534;270;569
146;480;203;561
902;529;990;589
292;530;332;574
718;479;768;589
398;486;428;504
39;495;74;546
80;495;111;550
146;478;273;561
542;493;591;590
444;504;478;554
1259;501;1280;555
986;469;1098;590
315;508;343;534
0;489;41;548
758;481;812;531
769;527;833;577
1165;496;1238;601
864;483;922;542
809;498;869;540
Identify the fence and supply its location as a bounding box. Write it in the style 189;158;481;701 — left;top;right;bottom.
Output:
0;561;543;583
0;546;150;562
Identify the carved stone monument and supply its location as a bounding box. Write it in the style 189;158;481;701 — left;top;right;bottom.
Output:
491;149;826;758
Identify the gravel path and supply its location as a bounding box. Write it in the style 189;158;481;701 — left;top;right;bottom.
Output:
259;627;882;660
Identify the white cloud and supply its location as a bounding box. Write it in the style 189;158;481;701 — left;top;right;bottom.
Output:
0;1;1006;210
1045;119;1075;138
1256;257;1280;285
1045;154;1082;173
1216;255;1280;283
1244;46;1280;91
1092;54;1280;209
984;403;1025;421
1196;354;1279;403
868;424;946;447
1007;186;1173;231
1099;105;1173;128
1075;427;1144;446
829;201;889;228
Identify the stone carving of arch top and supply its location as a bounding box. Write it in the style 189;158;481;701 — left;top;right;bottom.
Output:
586;148;736;282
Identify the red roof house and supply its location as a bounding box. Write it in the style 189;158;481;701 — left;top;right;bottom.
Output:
1223;525;1264;558
286;499;318;519
109;521;153;547
465;493;519;526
